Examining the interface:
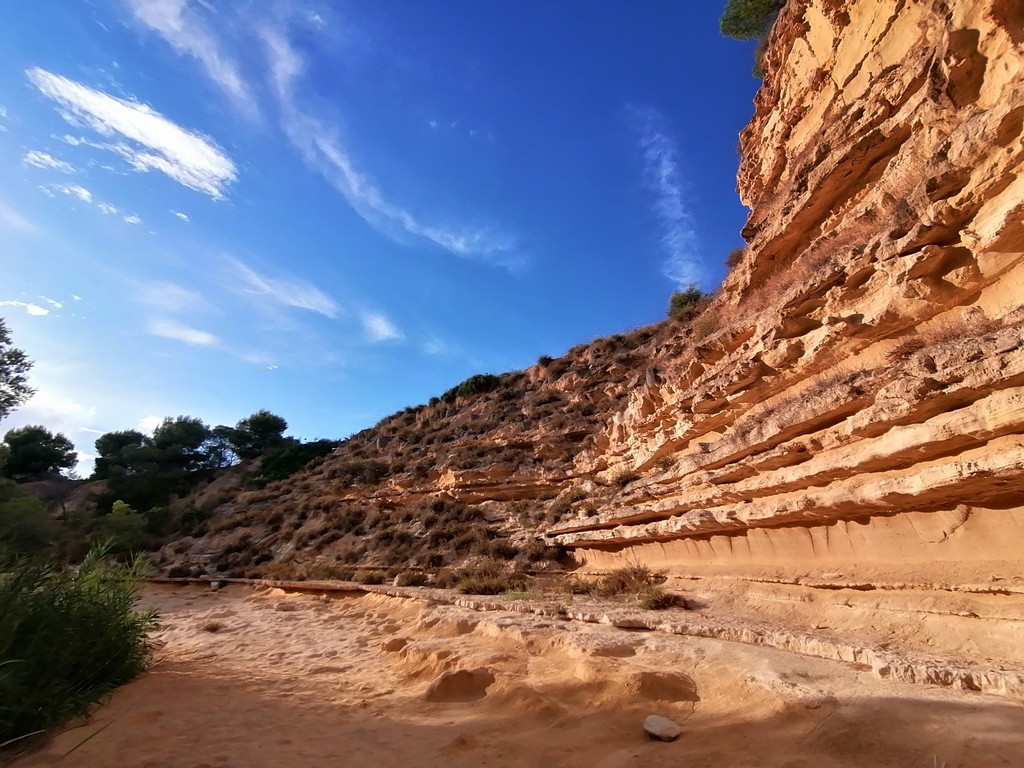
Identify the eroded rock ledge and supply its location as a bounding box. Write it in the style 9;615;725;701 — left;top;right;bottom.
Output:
543;0;1024;580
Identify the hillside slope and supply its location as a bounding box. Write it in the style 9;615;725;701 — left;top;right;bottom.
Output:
160;0;1024;606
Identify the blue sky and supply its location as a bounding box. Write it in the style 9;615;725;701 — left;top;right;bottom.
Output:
0;1;759;471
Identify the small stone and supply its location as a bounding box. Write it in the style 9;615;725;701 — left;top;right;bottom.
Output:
209;580;224;591
644;715;682;742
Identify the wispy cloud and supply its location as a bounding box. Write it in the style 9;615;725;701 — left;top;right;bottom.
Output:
0;300;50;317
230;258;340;319
260;27;516;262
171;210;189;221
133;280;208;313
0;200;37;234
27;67;237;199
360;311;403;342
41;184;143;224
146;317;218;346
628;105;706;289
23;150;76;173
39;296;64;309
124;0;258;119
42;183;93;203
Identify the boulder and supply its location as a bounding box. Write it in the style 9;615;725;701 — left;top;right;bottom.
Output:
643;715;681;742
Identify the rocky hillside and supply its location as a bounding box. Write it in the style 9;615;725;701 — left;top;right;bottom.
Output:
160;0;1024;607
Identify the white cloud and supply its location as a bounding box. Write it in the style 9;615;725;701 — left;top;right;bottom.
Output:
124;0;258;119
0;300;50;316
146;317;218;345
27;67;237;199
98;203;119;215
23;150;76;173
260;27;517;263
72;294;83;301
230;258;340;319
629;105;706;289
123;213;142;224
43;183;93;203
172;210;189;221
360;311;403;342
139;415;163;432
39;296;64;309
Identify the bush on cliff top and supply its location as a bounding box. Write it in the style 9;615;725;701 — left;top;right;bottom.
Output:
720;0;787;40
441;373;501;404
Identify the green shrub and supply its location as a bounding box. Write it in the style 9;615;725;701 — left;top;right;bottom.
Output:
456;573;528;595
326;459;391;486
432;569;459;589
355;570;385;585
720;0;786;40
0;547;156;749
305;564;355;581
668;286;705;319
486;538;518;561
0;480;54;555
639;586;677;610
595;564;660;597
394;570;428;587
250;440;336;487
93;500;150;557
563;576;595;595
518;539;556;563
613;470;640;488
440;373;500;404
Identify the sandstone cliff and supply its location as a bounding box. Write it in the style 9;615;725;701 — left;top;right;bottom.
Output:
547;0;1024;576
159;0;1024;685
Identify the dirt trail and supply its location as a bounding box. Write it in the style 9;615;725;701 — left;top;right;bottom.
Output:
15;584;1024;768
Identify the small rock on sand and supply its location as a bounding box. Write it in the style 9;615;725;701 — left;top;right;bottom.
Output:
644;715;682;742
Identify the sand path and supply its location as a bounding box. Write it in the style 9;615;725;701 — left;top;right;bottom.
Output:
13;584;1024;767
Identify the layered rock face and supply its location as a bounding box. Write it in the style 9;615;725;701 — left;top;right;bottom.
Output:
546;0;1024;585
161;0;1024;687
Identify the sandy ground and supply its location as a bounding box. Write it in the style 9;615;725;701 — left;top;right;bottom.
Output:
14;584;1024;768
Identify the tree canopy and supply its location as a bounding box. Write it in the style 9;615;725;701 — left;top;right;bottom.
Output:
1;425;76;481
90;409;292;515
93;430;149;479
221;409;289;460
0;318;34;421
